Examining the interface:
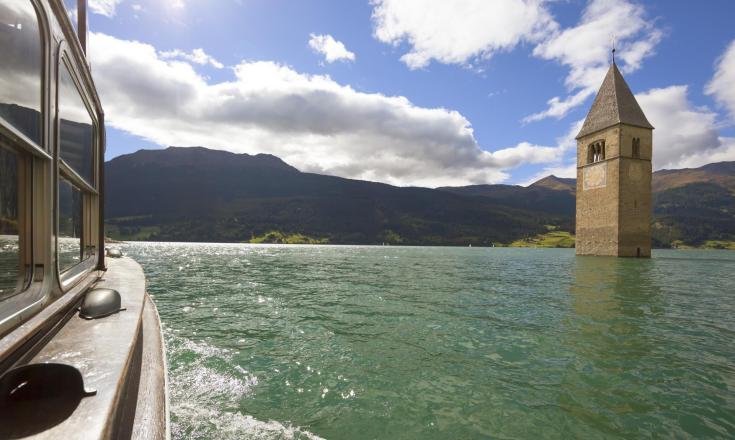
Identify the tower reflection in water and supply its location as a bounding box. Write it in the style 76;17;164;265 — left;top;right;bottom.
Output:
560;255;664;435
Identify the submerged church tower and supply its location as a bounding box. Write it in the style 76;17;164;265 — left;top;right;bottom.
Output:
575;58;654;257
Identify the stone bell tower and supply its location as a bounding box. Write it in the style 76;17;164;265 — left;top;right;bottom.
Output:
575;59;654;257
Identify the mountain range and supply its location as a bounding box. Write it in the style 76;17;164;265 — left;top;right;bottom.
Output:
105;147;735;247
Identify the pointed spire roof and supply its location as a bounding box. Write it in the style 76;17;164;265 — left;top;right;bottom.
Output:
576;62;653;139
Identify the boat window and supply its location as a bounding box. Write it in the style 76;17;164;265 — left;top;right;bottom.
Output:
0;144;30;300
0;0;43;146
59;62;94;185
58;178;83;273
0;147;21;298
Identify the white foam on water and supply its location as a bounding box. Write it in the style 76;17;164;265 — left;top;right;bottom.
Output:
172;364;258;404
173;403;326;440
166;328;232;359
168;332;250;402
165;330;325;439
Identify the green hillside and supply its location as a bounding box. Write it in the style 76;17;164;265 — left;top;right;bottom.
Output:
105;147;568;246
105;147;735;248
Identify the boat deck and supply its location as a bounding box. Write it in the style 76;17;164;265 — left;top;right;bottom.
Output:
11;257;169;439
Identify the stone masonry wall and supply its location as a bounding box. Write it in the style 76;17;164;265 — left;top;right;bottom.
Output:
576;127;620;256
575;124;652;257
617;125;653;257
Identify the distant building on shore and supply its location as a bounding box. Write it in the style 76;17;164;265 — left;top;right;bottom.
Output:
575;56;653;257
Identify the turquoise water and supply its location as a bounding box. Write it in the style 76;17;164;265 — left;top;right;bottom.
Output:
121;243;735;439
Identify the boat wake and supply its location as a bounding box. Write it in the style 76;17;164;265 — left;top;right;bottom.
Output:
165;329;325;440
172;404;325;440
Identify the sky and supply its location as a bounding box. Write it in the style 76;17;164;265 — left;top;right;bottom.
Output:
70;0;735;187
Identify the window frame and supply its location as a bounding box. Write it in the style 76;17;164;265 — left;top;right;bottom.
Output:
632;137;641;159
587;140;606;164
0;0;53;336
56;53;98;192
0;0;50;159
55;44;99;291
0;120;51;163
56;175;84;273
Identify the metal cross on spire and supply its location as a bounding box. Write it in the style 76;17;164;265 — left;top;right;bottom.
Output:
612;36;617;64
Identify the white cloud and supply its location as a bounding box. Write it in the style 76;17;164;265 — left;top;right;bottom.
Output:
524;88;597;123
520;82;735;183
370;0;661;121
669;137;735;169
637;85;735;169
518;119;583;185
524;85;735;184
90;33;565;187
492;142;558;167
518;79;735;182
526;0;662;122
88;0;124;17
89;34;734;189
371;0;557;69
308;34;356;63
160;48;224;69
706;39;735;124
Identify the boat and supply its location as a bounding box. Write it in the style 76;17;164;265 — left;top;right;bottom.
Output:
0;0;169;438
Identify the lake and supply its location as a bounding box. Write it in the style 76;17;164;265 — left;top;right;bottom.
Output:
120;242;735;439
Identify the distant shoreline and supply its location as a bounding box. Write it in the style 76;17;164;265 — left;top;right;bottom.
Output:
105;148;735;255
103;239;734;251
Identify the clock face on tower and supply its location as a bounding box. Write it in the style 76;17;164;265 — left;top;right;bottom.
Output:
583;162;607;190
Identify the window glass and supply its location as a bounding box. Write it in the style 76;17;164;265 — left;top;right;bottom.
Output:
0;147;21;298
0;0;43;145
62;0;78;33
59;63;94;185
58;178;83;272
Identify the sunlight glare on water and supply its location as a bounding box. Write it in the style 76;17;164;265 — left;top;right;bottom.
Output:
121;243;735;439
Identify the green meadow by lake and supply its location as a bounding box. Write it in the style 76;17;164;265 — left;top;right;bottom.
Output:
121;243;735;439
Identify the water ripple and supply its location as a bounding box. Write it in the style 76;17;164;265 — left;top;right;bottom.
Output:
125;243;735;439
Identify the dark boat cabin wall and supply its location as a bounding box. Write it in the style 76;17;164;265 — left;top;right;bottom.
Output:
0;0;104;338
